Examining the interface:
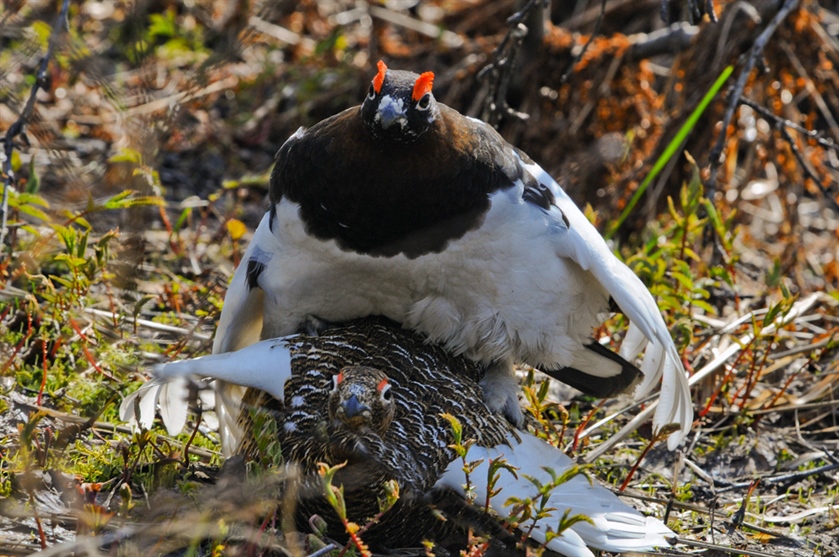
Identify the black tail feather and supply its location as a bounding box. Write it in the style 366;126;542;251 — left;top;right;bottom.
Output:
540;341;641;398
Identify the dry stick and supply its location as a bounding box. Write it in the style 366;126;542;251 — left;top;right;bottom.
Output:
558;0;607;86
84;307;212;340
307;545;339;557
580;292;823;463
706;0;801;202
368;5;463;48
737;95;839;152
476;0;544;125
675;536;796;557
1;0;71;249
660;0;717;24
716;461;839;493
777;123;839;212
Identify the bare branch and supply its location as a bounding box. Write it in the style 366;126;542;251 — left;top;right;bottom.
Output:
706;0;801;201
1;0;72;249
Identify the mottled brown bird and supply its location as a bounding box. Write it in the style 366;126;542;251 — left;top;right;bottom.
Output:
122;318;673;557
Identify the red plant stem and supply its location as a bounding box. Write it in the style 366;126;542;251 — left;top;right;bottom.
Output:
181;408;202;468
1;335;28;374
68;318;112;378
572;399;605;452
736;339;774;412
619;430;665;491
28;490;47;549
753;355;814;427
37;337;47;406
337;520;371;557
699;335;755;417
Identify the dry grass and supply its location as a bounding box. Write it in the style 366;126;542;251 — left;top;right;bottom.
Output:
1;0;838;555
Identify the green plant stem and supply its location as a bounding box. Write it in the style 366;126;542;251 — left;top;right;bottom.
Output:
606;64;734;240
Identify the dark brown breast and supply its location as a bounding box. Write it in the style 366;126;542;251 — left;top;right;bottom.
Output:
269;106;524;258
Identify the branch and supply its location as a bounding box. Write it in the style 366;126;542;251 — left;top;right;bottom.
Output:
706;0;801;201
737;95;839;152
1;0;71;249
475;0;547;126
660;0;717;24
559;0;606;86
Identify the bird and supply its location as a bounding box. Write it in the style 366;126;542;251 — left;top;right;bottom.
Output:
121;317;674;557
213;60;692;451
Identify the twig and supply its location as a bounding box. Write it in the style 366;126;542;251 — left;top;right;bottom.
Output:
1;0;71;249
84;307;212;340
706;0;801;201
559;0;606;85
716;462;839;493
308;544;339;557
660;0;717;24
247;16;317;50
476;0;545;126
776;122;839;212
368;6;463;48
675;536;798;557
626;22;699;61
737;95;838;152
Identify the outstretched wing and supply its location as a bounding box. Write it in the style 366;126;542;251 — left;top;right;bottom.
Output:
213;213;275;354
119;335;298;453
516;153;693;449
436;432;673;557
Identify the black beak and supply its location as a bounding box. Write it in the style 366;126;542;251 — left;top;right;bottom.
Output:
342;394;368;419
378;103;406;130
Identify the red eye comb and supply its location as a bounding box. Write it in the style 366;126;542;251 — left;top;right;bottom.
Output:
336;370;344;384
377;377;389;391
373;60;387;94
412;72;434;102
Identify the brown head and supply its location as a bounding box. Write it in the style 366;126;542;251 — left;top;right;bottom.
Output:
328;366;395;435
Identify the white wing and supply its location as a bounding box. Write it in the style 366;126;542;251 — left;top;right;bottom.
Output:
214;213;275;354
436;432;673;557
212;212;283;453
517;155;693;449
119;336;297;446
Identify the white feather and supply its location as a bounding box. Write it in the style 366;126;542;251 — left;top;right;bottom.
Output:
436;432;673;557
119;336;297;438
213;215;271;354
516;155;692;447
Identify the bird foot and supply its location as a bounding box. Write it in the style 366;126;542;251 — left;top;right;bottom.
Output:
479;362;524;429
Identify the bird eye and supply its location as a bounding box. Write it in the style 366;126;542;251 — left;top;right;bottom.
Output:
367;84;376;100
416;93;431;111
381;385;392;400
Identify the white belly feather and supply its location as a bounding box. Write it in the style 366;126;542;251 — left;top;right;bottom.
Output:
260;185;609;368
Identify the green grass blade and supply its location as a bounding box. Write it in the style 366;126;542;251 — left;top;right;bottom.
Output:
606;64;735;240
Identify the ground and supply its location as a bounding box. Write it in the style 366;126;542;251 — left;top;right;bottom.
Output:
1;0;838;556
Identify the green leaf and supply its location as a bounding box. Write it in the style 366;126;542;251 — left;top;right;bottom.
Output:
25;157;40;194
31;21;52;48
147;11;177;39
440;413;463;446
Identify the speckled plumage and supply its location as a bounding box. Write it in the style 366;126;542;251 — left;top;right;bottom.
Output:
236;318;511;547
122;317;674;557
